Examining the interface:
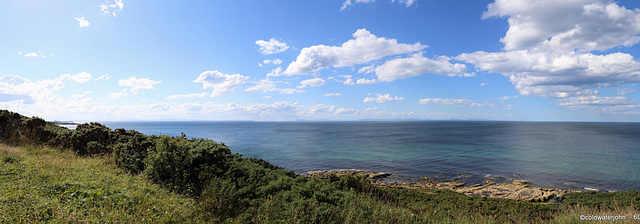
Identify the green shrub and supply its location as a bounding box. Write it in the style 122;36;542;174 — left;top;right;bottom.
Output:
70;123;111;155
199;178;249;221
144;136;232;196
111;129;154;174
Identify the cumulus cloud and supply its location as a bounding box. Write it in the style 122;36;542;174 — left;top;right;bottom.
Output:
109;89;128;99
245;79;302;95
255;38;289;55
418;98;496;108
498;95;518;102
363;93;403;103
266;67;284;77
263;59;283;65
284;28;426;75
615;88;635;95
340;0;374;11
299;78;326;88
556;96;640;114
457;0;640;103
61;72;92;84
356;78;378;85
334;75;355;85
342;0;416;11
193;70;249;97
95;74;111;81
483;0;640;52
100;0;124;17
375;53;469;82
0;74;66;104
391;0;417;7
165;92;208;100
457;51;640;97
74;16;90;27
119;77;161;94
324;93;343;96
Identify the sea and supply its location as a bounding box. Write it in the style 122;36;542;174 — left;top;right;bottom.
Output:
93;121;640;192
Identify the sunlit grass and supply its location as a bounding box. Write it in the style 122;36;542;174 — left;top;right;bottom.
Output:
0;144;198;223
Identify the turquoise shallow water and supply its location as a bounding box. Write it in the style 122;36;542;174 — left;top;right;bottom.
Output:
101;121;640;191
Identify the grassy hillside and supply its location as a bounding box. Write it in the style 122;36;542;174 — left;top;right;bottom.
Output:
1;110;639;223
0;144;198;223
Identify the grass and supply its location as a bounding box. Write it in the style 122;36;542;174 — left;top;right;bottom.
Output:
0;144;198;223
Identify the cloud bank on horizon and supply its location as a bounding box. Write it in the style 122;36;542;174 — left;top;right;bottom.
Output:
1;0;640;121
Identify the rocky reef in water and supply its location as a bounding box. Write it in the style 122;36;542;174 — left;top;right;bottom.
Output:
306;169;579;203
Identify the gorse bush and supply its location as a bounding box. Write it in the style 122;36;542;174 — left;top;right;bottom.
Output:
111;128;153;174
144;136;231;196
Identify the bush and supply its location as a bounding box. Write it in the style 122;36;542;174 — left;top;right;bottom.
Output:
199;178;248;221
70;123;111;155
144;136;232;196
111;129;154;174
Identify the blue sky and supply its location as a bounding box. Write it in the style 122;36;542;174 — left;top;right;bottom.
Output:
2;0;640;121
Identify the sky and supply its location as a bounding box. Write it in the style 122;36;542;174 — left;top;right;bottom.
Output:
2;0;640;122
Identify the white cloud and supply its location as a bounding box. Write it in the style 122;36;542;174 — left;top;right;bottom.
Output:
285;28;426;75
261;96;272;99
458;0;640;106
75;16;90;27
263;59;283;65
375;53;468;82
356;78;378;85
0;74;65;104
391;0;417;7
299;78;326;88
556;96;640;114
95;74;111;81
418;98;496;108
615;88;635;95
340;0;374;11
483;0;640;52
21;51;53;58
110;89;128;99
255;38;289;55
266;67;284;77
343;78;355;85
458;50;640;98
336;75;355;85
193;70;249;97
61;72;92;84
498;95;518;102
165;92;208;100
480;82;488;87
100;0;124;17
245;79;303;95
358;64;376;74
363;93;403;103
119;77;161;94
342;0;415;11
325;93;343;96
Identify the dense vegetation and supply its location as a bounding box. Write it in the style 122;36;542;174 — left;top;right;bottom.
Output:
1;109;639;223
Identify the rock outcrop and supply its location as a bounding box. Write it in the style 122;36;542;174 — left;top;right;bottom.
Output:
307;170;577;203
307;169;392;179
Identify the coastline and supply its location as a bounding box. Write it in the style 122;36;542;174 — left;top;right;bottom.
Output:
306;169;581;203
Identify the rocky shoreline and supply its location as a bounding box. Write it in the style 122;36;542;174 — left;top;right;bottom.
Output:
306;169;579;203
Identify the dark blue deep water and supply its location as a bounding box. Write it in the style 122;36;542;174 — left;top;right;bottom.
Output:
101;121;640;191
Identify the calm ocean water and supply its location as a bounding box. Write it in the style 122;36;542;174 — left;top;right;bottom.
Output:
100;121;640;191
